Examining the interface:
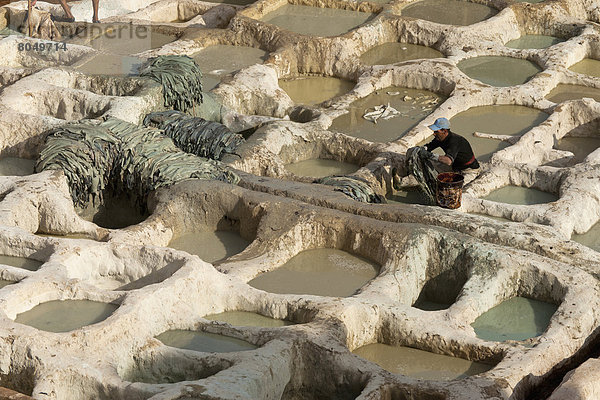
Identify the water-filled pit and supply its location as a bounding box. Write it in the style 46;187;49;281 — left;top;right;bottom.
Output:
156;330;257;352
483;185;558;205
353;344;493;380
0;279;13;289
458;56;542;86
204;311;293;327
0;255;43;271
248;248;379;297
572;222;600;252
330;87;444;143
505;35;563;49
284;159;359;178
76;54;143;76
569;59;600;77
15;300;118;332
261;4;375;37
0;157;35;176
192;45;268;90
400;0;497;26
546;84;600;103
77;195;149;229
360;43;443;65
279;76;354;105
553;135;600;164
168;230;250;263
386;187;429;205
471;297;557;342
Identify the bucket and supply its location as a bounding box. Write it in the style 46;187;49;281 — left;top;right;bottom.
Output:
436;172;464;209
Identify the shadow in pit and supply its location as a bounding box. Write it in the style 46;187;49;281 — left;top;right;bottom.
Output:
0;367;34;398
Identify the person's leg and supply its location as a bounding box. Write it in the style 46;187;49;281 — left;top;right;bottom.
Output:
58;0;75;20
92;0;99;22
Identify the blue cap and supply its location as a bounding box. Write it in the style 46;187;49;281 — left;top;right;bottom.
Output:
428;117;450;131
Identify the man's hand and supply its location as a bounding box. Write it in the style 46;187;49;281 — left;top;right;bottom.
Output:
438;155;452;165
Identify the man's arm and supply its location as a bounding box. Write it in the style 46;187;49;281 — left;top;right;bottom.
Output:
438;155;453;165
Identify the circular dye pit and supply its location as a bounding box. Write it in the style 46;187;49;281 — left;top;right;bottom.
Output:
81;25;176;55
546;84;600;103
444;105;548;162
330;87;444;143
157;330;257;352
0;157;35;176
280;76;354;105
483;185;558;205
569;59;600;78
204;311;293;327
353;344;493;380
76;54;143;76
401;0;497;26
360;43;442;66
554;136;600;165
0;279;13;289
192;45;268;91
261;4;375;37
572;222;600;253
248;248;379;297
0;255;43;271
285;159;359;178
471;297;558;341
505;35;563;49
15;300;118;332
78;195;149;230
168;230;250;263
386;187;430;205
458;56;542;87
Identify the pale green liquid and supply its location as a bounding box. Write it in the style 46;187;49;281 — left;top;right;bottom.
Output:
285;159;358;178
505;35;563;49
458;56;542;86
546;84;600;103
204;311;293;327
569;59;600;78
280;76;354;105
15;300;118;332
249;248;379;297
572;222;600;252
0;157;35;176
360;43;443;65
483;186;558;205
157;330;257;352
192;45;268;91
76;54;143;76
0;255;42;271
85;25;175;55
471;297;557;342
401;0;497;26
554;136;600;165
0;280;13;289
353;344;493;380
168;231;250;263
262;4;375;37
330;87;444;143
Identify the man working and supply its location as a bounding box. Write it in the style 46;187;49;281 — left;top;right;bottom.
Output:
423;117;480;171
30;0;100;23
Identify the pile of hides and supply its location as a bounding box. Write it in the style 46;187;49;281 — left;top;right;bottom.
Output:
143;110;244;160
405;146;437;205
140;55;204;113
36;119;239;209
317;176;385;204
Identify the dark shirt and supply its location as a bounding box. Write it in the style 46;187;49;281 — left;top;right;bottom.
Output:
425;130;479;170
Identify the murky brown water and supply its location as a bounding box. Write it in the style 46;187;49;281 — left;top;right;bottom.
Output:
483;185;558;205
0;279;13;289
261;4;375;37
330;87;444;143
15;300;118;332
546;84;600;103
76;54;143;76
0;157;35;176
0;255;43;271
360;43;443;66
505;35;563;49
458;56;542;86
386;187;430;205
572;222;600;253
84;25;176;55
204;311;293;327
401;0;497;26
280;76;355;105
249;248;379;297
192;45;268;90
471;297;557;342
554;136;600;165
353;344;493;380
168;230;250;263
78;196;149;230
157;330;257;352
569;59;600;78
285;159;358;178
